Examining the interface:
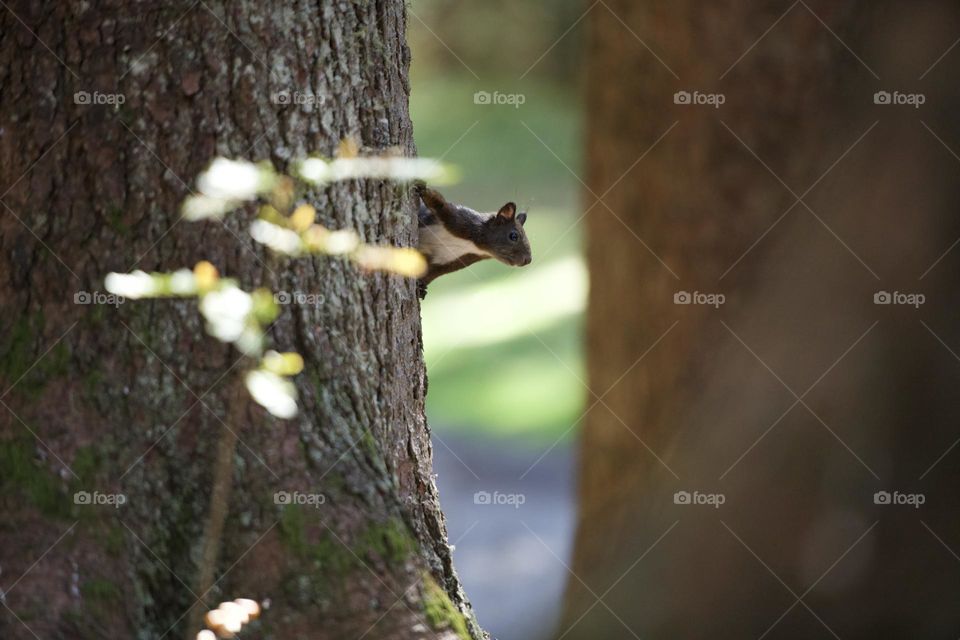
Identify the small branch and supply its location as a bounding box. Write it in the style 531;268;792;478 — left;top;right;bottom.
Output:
185;376;247;640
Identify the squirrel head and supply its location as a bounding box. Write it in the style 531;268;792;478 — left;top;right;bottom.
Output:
479;203;532;267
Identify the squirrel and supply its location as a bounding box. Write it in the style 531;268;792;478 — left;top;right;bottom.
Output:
414;181;532;297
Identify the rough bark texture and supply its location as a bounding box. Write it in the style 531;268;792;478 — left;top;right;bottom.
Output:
0;2;482;639
565;1;960;638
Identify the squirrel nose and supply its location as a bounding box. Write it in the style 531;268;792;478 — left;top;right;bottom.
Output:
522;256;532;266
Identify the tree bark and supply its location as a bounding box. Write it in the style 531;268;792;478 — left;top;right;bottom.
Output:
0;2;481;639
566;1;960;638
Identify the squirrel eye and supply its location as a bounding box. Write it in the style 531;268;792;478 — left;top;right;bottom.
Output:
509;230;519;242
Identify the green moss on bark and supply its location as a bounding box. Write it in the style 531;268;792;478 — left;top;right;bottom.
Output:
278;503;309;556
0;438;71;519
0;316;37;380
80;577;122;604
359;517;416;565
423;574;471;640
0;313;71;399
277;505;421;608
280;505;416;569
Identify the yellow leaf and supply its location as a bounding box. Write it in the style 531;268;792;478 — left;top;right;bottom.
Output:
259;204;283;223
337;137;360;158
355;246;427;278
303;224;330;251
263;351;305;376
289;204;316;232
270;175;295;212
193;261;220;290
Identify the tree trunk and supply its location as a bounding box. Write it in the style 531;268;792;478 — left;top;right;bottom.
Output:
0;2;481;639
566;1;960;638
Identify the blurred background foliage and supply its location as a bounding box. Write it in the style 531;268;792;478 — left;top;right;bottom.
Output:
409;0;585;444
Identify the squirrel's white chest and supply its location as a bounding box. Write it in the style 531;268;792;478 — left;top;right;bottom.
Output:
418;224;488;264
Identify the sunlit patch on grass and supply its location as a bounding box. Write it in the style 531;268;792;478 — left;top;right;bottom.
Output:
425;322;586;441
421;248;586;442
422;255;586;353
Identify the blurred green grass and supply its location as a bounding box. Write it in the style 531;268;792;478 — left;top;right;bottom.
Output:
410;74;581;209
410;73;585;443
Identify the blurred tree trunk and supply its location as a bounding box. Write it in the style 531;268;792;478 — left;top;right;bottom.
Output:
0;2;482;639
565;1;960;638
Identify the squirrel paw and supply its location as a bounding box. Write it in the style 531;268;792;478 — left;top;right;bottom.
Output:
417;280;428;299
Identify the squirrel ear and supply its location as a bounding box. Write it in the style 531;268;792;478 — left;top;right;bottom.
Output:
517;212;527;226
497;202;516;221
